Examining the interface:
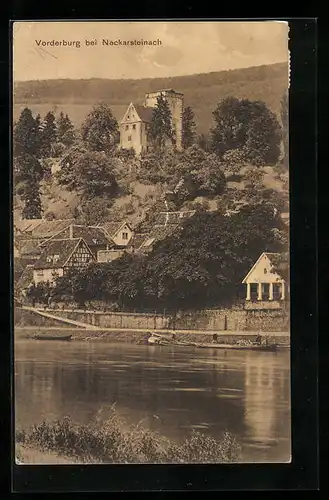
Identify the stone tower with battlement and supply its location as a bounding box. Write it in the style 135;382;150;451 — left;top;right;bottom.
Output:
144;89;184;151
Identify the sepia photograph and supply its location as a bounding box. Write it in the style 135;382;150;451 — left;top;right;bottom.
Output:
12;20;290;465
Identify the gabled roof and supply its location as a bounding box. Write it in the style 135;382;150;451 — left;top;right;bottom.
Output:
100;221;133;238
34;238;92;269
39;225;110;248
121;103;154;124
242;252;287;283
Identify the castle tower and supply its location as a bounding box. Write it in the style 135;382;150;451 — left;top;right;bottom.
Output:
144;89;184;151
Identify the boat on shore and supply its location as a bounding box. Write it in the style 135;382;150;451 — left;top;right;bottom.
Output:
33;333;72;341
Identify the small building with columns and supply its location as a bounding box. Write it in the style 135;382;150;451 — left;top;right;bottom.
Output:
242;252;288;304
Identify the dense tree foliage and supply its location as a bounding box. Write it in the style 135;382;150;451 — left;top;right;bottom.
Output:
211;97;282;166
138;145;226;205
148;94;174;151
81;102;119;152
182;106;196;149
57;147;118;200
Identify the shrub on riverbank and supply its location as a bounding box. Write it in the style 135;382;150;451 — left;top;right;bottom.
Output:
16;408;241;464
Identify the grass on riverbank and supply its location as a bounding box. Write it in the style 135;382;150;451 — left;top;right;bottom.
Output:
16;407;241;464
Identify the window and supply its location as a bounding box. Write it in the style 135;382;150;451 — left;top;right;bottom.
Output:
132;124;136;130
127;115;130;119
125;125;129;130
122;232;128;240
264;268;268;274
128;135;132;141
53;254;60;263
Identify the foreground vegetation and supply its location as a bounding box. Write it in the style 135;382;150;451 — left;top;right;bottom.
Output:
16;408;241;464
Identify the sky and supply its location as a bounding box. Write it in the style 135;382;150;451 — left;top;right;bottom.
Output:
13;21;289;82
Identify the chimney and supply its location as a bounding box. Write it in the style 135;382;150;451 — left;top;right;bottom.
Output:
69;225;74;239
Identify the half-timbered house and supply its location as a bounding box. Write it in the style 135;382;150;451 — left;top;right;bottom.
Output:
33;238;95;285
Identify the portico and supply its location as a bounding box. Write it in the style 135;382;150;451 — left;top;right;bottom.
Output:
243;253;287;302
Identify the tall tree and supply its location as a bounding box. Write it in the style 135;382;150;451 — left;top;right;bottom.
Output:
280;92;289;167
148;94;174;151
13;108;41;158
57;111;76;147
81;102;119;152
211;97;282;166
182;106;196;149
13;108;44;218
40;111;57;157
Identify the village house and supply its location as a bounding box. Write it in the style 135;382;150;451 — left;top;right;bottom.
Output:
38;224;111;259
242;252;289;307
95;221;134;263
14;218;75;245
33;238;95;285
119;89;184;156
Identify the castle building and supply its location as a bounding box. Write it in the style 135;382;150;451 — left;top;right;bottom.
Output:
119;89;184;156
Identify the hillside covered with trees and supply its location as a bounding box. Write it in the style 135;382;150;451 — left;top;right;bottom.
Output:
14;76;289;311
14;63;288;135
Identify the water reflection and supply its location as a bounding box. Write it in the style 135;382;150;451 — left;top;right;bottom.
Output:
14;340;291;462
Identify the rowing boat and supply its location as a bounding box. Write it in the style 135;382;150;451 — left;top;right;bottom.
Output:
33;333;72;341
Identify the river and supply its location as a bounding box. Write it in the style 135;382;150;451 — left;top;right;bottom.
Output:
14;339;291;463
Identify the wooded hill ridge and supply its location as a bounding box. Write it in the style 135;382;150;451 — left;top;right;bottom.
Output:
14;63;289;134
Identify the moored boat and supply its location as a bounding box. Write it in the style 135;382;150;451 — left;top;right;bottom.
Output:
33;333;72;341
147;333;277;351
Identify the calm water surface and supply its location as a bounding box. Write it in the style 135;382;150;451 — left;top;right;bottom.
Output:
15;340;291;463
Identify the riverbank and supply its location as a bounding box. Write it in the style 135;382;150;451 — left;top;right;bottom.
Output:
15;411;241;464
16;444;77;464
15;327;290;347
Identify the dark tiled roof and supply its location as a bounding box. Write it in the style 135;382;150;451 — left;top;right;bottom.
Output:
34;238;84;269
147;224;180;241
71;226;110;246
129;225;180;251
40;225;111;247
16;264;34;289
31;219;75;238
154;211;196;226
133;105;154;123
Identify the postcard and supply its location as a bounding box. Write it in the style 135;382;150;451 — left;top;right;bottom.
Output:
13;20;290;465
